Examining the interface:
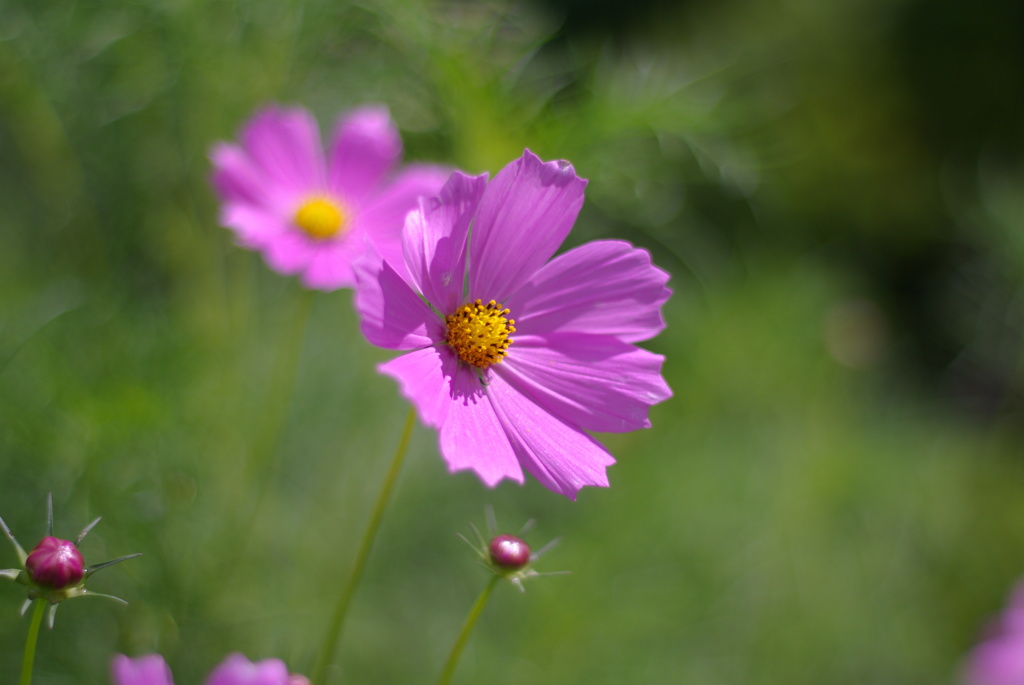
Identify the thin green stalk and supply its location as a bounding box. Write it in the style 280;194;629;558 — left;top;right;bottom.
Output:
20;599;45;685
310;407;416;684
221;289;315;586
436;575;501;685
246;288;316;483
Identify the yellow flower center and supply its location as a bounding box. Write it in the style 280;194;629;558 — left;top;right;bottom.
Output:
294;198;347;240
445;299;516;369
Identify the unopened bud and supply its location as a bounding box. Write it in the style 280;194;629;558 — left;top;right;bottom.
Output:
488;534;530;570
3;496;140;626
460;511;564;592
25;537;84;590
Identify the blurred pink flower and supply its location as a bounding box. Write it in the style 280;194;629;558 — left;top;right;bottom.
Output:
355;150;672;499
111;654;174;685
964;582;1024;685
112;653;309;685
211;105;448;290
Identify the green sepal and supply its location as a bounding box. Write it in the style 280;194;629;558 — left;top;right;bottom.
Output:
85;552;142;579
0;514;27;566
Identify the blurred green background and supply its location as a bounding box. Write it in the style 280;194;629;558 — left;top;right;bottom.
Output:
2;0;1024;682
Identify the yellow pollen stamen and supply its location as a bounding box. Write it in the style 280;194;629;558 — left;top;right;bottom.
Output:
445;299;516;369
294;198;347;240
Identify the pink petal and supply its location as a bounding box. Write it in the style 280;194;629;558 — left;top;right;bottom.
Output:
378;346;456;429
241;107;325;195
263;230;317;275
468;149;587;302
507;240;671;343
1004;612;1024;640
439;364;523;488
378;347;523;487
210;143;268;207
205;653;290;685
485;372;615;500
1006;581;1024;616
495;334;671;433
111;654;175;685
354;251;444;350
300;233;366;291
965;637;1024;685
327;106;401;203
358;164;452;278
402;171;488;314
221;203;289;250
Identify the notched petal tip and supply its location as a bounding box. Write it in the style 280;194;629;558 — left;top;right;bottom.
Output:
445;460;527;490
520;148;588;187
436;170;490;205
469;149;588;300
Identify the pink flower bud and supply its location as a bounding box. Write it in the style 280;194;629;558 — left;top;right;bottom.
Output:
25;536;84;590
488;534;531;570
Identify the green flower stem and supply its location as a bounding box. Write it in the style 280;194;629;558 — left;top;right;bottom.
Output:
247;288;316;483
436;574;501;685
311;407;416;684
222;289;315;584
20;599;45;685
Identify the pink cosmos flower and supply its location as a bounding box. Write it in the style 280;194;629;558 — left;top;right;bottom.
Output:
112;653;309;685
963;581;1024;685
355;149;672;499
211;105;448;290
